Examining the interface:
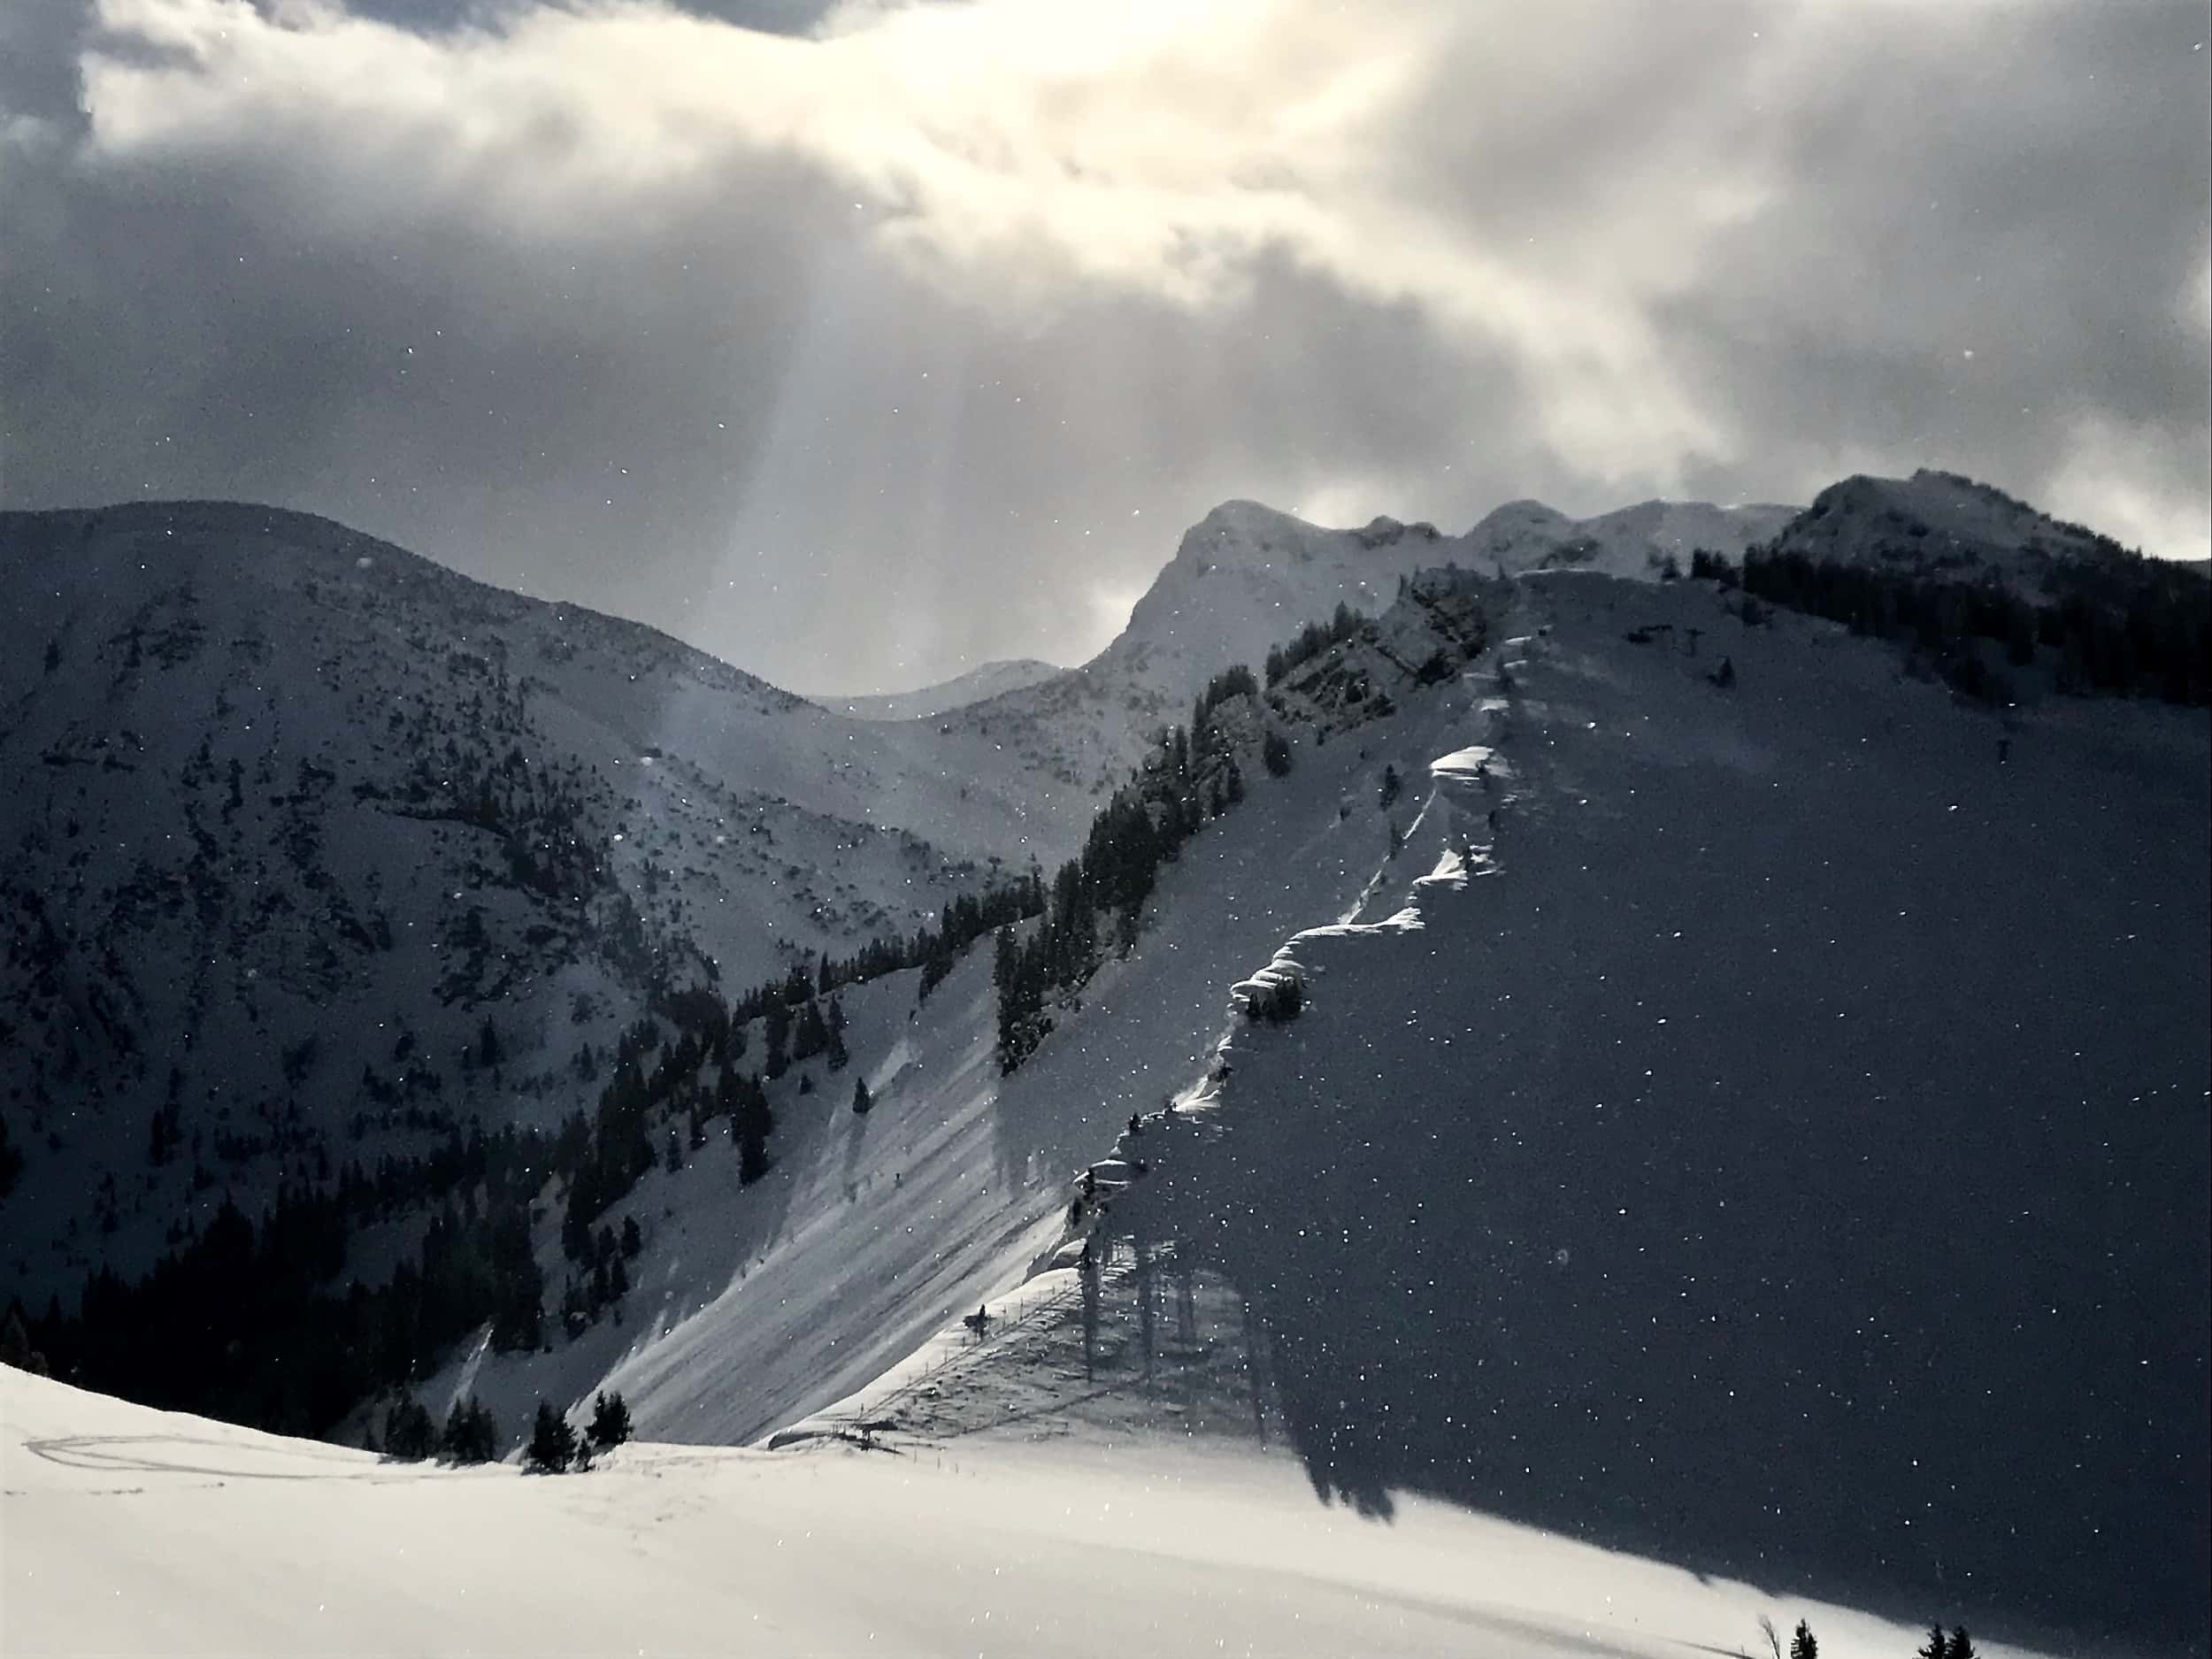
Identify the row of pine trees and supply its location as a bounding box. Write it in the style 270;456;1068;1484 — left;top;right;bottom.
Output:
1763;1615;1978;1659
994;667;1282;1073
1688;541;2211;706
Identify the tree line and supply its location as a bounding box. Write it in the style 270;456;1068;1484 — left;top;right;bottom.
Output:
1691;543;2211;706
20;1127;552;1437
995;664;1276;1073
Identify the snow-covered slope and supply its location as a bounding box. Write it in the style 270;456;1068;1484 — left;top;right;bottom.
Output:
0;503;1047;1304
934;571;2200;1655
410;568;1504;1451
4;492;2202;1655
430;560;2200;1653
810;657;1063;721
5;1363;2060;1659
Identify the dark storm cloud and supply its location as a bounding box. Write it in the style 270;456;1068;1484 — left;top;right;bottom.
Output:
3;0;2205;693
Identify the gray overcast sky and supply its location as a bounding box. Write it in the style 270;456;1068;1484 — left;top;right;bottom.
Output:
3;0;2207;693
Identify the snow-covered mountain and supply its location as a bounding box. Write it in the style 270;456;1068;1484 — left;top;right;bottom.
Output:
7;540;2200;1654
379;549;2197;1654
1464;495;1797;579
928;504;1483;800
1758;468;2139;593
0;490;1703;1310
927;495;1796;804
759;569;2207;1654
6;477;2203;1655
0;502;1050;1305
809;657;1063;721
405;565;1503;1454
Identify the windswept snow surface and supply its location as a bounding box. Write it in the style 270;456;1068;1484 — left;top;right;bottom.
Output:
1;1364;2062;1659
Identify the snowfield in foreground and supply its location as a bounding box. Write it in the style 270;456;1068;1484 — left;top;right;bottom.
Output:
1;1364;2051;1659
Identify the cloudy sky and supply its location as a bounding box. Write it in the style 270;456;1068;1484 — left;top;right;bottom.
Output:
3;0;2207;692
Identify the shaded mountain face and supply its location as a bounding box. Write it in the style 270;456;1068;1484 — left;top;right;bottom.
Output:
0;503;1045;1304
1731;470;2212;705
1058;573;2209;1654
1764;468;2135;590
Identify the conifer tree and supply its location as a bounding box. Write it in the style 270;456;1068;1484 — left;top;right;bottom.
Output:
442;1395;498;1464
764;1002;791;1079
0;1308;35;1371
792;997;830;1063
383;1395;435;1461
1915;1627;1950;1659
0;1108;19;1202
852;1077;872;1115
1946;1631;1976;1659
1788;1620;1816;1659
587;1390;633;1450
526;1401;576;1472
620;1215;641;1258
732;1072;773;1185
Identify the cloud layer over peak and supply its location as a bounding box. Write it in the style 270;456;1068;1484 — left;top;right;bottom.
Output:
5;0;2206;687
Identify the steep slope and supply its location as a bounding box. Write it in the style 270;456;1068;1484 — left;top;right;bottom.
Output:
0;503;1044;1306
810;657;1063;721
408;568;1504;1450
956;572;2201;1655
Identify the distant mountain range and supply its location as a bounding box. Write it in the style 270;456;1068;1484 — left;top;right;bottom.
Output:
808;659;1065;722
3;467;2200;1335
